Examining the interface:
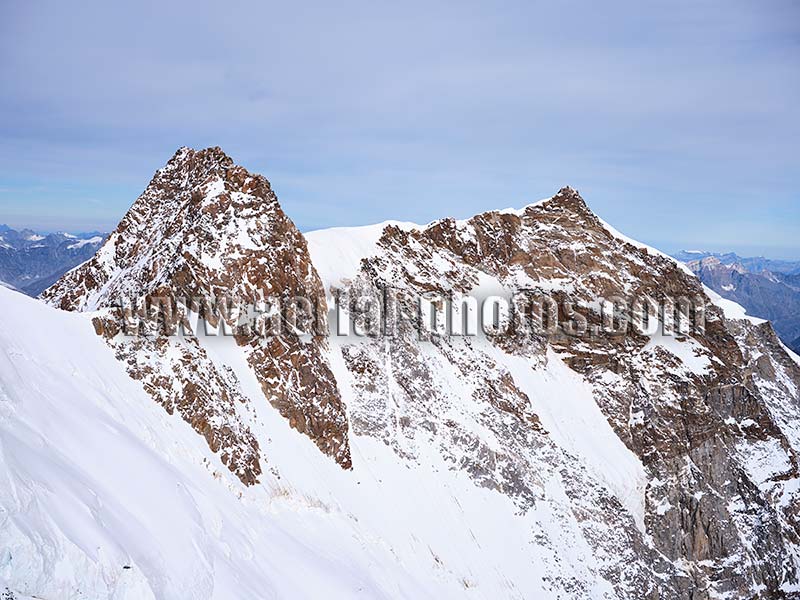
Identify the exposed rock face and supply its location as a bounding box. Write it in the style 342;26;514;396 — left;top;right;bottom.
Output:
313;187;800;598
43;147;351;480
42;151;800;598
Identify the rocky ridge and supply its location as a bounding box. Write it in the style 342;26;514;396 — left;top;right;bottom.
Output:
41;148;800;599
314;188;800;598
43;147;351;482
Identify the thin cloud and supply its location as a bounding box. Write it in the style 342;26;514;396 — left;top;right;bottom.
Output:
0;0;798;254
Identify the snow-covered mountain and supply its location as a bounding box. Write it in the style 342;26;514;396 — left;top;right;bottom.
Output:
0;225;106;296
3;147;800;599
672;251;800;276
674;253;800;353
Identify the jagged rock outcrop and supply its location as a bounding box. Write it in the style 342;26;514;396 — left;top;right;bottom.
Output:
43;147;351;481
40;150;800;598
311;186;800;598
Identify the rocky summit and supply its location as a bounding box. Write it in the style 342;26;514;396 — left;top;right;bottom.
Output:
3;147;799;599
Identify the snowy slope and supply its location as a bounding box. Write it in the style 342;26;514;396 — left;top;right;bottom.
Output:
0;287;466;599
306;221;419;293
303;185;800;597
0;286;646;599
24;149;800;598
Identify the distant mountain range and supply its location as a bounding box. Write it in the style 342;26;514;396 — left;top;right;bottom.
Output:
672;250;800;275
672;250;800;353
0;224;106;296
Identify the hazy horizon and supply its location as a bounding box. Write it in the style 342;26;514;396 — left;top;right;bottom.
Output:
2;184;799;261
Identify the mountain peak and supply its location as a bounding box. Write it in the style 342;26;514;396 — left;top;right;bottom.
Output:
43;148;352;479
543;185;590;215
556;184;580;197
155;146;260;197
167;145;234;168
42;147;289;310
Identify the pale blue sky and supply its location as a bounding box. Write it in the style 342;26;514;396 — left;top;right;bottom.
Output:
1;0;798;257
